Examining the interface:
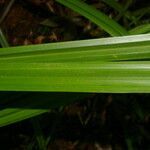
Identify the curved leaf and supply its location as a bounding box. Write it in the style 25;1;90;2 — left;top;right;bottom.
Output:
56;0;128;36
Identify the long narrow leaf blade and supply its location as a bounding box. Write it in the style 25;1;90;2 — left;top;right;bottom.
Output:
56;0;128;36
0;62;150;93
102;0;131;20
0;28;9;48
0;92;88;127
129;24;150;35
0;34;149;62
0;32;150;127
0;108;47;127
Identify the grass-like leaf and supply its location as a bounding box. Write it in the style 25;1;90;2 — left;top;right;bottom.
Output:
0;61;150;93
129;7;150;26
0;108;47;127
0;34;149;62
0;92;88;127
102;0;134;21
56;0;128;36
0;0;15;24
129;24;150;34
0;0;149;128
0;28;9;47
0;34;150;93
0;34;150;127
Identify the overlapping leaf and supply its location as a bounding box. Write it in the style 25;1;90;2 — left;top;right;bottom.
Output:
0;34;149;93
0;0;150;128
0;92;88;127
56;0;128;36
0;34;150;62
0;34;150;127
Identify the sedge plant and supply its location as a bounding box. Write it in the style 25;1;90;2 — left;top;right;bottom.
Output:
0;0;149;137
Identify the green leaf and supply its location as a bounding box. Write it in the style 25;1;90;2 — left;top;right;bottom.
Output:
0;92;88;127
129;24;150;35
0;34;149;62
56;0;128;36
0;28;9;47
0;108;47;128
0;34;150;127
0;0;15;24
0;61;150;93
0;0;149;128
102;0;134;21
129;7;150;26
31;117;48;150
